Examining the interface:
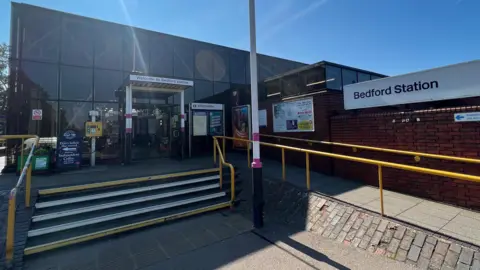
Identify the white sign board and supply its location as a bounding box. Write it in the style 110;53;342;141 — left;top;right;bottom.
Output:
193;112;207;136
273;98;314;133
259;109;267;127
344;60;480;110
32;109;42;120
191;103;223;111
454;112;480;122
130;75;194;86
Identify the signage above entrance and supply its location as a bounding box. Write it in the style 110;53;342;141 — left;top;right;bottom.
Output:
129;75;194;86
191;103;223;111
343;60;480;110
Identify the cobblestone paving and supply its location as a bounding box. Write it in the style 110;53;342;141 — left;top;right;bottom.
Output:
240;178;480;270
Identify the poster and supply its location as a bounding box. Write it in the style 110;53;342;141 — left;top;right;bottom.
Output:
56;129;82;170
193;111;207;136
273;98;314;133
232;105;250;148
209;111;223;135
259;109;267;127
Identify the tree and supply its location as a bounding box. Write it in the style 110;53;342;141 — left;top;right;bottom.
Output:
0;42;9;113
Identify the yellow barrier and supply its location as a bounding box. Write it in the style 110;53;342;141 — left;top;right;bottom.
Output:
214;135;480;217
213;137;236;204
2;135;39;267
260;134;480;164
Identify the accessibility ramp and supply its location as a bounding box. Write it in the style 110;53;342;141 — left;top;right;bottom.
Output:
24;167;241;255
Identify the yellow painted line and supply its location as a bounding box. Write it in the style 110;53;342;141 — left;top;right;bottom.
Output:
24;201;230;255
39;168;220;195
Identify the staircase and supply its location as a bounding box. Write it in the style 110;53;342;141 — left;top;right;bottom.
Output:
24;167;241;256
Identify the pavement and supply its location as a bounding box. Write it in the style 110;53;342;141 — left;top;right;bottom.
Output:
224;152;480;248
23;211;414;270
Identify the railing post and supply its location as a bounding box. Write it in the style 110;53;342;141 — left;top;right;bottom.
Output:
5;189;16;266
247;142;251;168
230;166;235;203
306;152;310;190
378;165;385;216
26;163;32;207
20;138;25;170
281;148;286;181
222;137;226;160
213;138;217;166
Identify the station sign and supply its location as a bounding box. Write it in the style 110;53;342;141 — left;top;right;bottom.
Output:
344;60;480;110
454;112;480;122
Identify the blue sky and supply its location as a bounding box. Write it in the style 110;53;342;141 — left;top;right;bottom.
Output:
0;0;479;76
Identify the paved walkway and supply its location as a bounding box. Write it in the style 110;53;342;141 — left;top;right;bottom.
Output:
226;152;480;247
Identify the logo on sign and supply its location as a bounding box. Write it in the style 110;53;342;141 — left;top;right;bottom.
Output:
63;130;76;140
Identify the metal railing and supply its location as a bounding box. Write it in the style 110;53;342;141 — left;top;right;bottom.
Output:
212;137;236;204
214;135;480;218
260;134;480;164
2;135;39;267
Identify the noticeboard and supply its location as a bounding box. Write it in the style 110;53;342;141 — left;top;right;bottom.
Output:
273;98;314;133
56;129;82;170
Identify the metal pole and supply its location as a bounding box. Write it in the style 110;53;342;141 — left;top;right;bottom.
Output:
249;0;264;228
90;113;96;167
180;91;185;160
125;85;132;164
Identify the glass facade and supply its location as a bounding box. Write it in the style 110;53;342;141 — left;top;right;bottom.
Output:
265;63;386;99
8;3;305;142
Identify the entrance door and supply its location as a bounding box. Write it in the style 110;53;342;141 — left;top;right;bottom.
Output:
131;105;172;160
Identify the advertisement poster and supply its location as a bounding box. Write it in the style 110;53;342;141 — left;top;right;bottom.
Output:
209;111;223;135
273;98;314;133
56;129;82;170
259;109;267;127
232;105;250;148
193;111;207;136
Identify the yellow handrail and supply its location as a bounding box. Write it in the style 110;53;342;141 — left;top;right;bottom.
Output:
215;135;480;217
2;135;39;267
260;134;480;164
213;137;236;204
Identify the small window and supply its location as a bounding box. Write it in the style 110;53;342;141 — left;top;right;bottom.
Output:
342;69;357;88
326;65;342;90
358;73;371;83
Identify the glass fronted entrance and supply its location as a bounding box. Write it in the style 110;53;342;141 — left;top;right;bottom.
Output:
117;74;193;164
131;103;181;160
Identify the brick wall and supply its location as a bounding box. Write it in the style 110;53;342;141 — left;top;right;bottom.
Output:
330;106;480;209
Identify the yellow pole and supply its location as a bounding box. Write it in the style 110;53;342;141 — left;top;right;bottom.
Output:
247;142;251;168
306;153;310;190
222;137;226;160
213;138;217;165
230;166;235;202
378;165;384;216
219;158;223;189
282;148;286;181
26;163;32;207
5;189;16;264
20;138;25;170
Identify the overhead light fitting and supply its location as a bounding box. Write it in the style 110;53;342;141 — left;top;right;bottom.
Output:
282;90;327;101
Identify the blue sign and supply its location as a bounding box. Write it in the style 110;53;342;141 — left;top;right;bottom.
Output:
56;129;82;170
454;112;480;122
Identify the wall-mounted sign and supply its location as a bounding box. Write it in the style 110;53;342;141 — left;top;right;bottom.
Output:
130;75;194;86
56;129;82;170
32;109;42;120
344;60;480;110
85;122;103;137
232;105;251;148
273;98;314;133
259;109;267;127
191;103;223;111
193;111;207;136
454;112;480;122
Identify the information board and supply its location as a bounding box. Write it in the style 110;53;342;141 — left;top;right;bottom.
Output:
193;111;207;136
56;129;82;170
232;105;250;148
209;111;223;135
273;98;314;133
